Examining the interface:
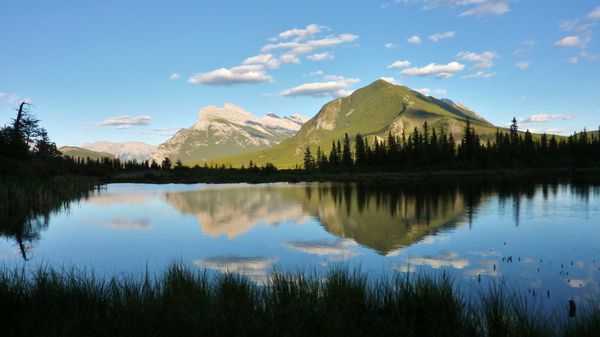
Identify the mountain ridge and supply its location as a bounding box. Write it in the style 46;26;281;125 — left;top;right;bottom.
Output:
59;146;115;160
152;103;309;164
81;141;156;162
216;79;500;168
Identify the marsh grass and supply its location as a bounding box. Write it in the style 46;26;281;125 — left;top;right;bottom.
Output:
0;264;597;337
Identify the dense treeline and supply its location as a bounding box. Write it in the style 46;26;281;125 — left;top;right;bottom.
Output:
303;118;600;171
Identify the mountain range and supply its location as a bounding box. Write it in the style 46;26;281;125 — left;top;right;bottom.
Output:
58;146;116;160
151;103;309;164
61;79;556;168
81;141;156;162
219;79;500;168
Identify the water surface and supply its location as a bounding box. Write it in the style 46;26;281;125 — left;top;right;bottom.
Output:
1;182;599;310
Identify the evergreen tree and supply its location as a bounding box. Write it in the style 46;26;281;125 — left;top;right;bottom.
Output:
342;133;353;167
315;146;324;169
355;134;366;167
329;141;338;167
303;146;315;170
161;157;172;170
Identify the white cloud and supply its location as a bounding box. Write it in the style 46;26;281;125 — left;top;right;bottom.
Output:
407;35;422;44
587;7;600;21
169;73;180;80
243;53;281;69
521;114;574;123
462;71;496;79
92;115;152;129
273;24;323;41
0;91;22;104
457;51;498;69
262;34;358;56
384;42;396;49
435;72;455;79
416;88;448;96
188;24;357;86
555;13;595;61
307;70;324;77
513;39;535;57
307;51;334;61
387;60;411;69
554;35;589;48
280;52;300;64
379;76;398;84
516;61;530;70
396;0;513;17
188;64;272;85
280;76;359;97
401;61;465;77
459;0;510;17
429;30;456;42
138;127;179;137
580;51;600;61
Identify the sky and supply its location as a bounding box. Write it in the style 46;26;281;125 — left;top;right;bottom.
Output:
1;0;599;146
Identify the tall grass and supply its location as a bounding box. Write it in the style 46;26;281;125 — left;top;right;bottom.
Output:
0;265;597;337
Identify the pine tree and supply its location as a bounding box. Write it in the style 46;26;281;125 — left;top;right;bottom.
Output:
161;157;172;170
510;117;519;147
316;146;325;169
342;133;353;167
303;146;315;170
355;134;366;167
329;141;338;167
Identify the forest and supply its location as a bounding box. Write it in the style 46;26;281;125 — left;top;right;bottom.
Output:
302;119;600;171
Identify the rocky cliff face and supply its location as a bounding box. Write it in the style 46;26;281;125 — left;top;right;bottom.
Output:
152;103;308;164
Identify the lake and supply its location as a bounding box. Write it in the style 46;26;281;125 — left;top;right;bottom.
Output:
1;182;599;311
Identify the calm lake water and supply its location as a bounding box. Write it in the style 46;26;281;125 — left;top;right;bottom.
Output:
1;182;599;310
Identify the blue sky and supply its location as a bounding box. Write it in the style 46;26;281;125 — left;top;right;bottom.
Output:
1;0;599;146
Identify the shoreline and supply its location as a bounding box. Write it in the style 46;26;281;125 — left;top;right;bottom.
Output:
103;167;600;185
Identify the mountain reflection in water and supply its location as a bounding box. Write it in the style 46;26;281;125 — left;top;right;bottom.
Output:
163;183;477;254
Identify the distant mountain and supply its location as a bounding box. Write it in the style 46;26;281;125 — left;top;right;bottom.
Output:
59;146;115;160
81;141;156;162
152;103;309;164
222;79;498;167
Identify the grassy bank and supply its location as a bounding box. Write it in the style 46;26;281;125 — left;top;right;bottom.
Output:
0;265;597;337
105;167;600;185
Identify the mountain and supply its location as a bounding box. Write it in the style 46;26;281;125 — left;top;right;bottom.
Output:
59;146;115;160
152;103;309;164
220;79;498;168
81;141;156;162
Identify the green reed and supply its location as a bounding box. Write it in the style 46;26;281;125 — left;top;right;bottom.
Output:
0;264;597;337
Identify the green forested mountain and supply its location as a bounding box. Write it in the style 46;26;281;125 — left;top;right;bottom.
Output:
219;79;502;168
